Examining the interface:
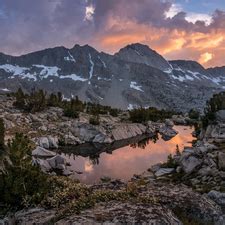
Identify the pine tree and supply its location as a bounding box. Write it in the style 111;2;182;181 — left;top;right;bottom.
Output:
13;88;26;109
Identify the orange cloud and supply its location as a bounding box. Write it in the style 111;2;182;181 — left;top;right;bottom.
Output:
92;17;225;68
199;52;213;64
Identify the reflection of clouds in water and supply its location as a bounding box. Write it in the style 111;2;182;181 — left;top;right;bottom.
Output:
84;160;94;172
64;126;194;184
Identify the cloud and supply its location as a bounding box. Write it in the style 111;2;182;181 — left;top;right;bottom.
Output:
84;4;95;21
185;13;212;26
199;52;213;64
0;0;224;67
164;3;183;19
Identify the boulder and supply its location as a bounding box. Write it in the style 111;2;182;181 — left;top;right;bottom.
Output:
180;156;202;173
38;137;49;149
38;136;58;149
48;136;58;149
165;119;174;127
216;110;225;122
32;146;56;157
172;115;187;125
71;123;105;142
151;163;162;173
218;152;225;170
64;132;82;145
155;168;175;177
32;158;51;173
197;166;212;177
93;134;113;144
62;169;73;176
47;155;67;170
112;123;146;141
208;191;225;206
159;125;178;141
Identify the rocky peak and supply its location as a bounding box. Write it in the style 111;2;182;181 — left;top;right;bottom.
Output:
170;60;208;75
207;66;225;77
71;44;99;55
115;43;171;71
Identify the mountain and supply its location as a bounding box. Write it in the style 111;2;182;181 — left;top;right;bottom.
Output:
0;43;224;112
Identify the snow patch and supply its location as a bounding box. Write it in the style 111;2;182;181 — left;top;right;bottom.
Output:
33;65;59;78
0;88;10;92
134;49;142;56
127;104;138;110
89;54;94;82
0;64;37;81
130;81;144;92
64;51;76;62
98;56;106;68
61;74;88;82
97;76;111;81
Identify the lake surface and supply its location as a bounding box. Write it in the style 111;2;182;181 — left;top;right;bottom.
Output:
61;126;195;184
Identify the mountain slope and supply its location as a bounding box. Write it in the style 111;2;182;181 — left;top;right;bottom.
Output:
0;43;224;112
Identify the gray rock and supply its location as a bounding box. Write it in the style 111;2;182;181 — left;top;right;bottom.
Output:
48;136;58;149
32;146;56;157
155;168;175;177
218;152;225;170
32;158;51;173
47;155;66;170
216;110;225;122
208;190;225;206
159;125;178;141
180;156;202;173
38;137;50;149
172;115;187;125
111;123;146;141
165;119;174;127
151;163;162;173
198;167;212;177
71;123;105;142
93;134;113;143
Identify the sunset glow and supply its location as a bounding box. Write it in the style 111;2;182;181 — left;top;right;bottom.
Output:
0;0;225;68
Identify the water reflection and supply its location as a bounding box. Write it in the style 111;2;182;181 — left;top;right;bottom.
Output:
60;126;194;184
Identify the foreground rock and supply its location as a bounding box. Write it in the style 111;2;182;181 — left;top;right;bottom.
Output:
3;180;225;225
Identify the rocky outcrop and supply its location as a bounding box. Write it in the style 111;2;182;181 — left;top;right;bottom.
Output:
150;120;225;195
1;95;179;147
32;148;72;176
4;180;224;225
111;123;146;141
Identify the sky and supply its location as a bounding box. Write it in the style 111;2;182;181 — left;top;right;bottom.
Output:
0;0;225;68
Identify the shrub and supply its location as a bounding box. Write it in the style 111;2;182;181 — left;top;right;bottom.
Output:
63;108;79;118
201;92;225;128
13;89;47;113
0;133;49;210
109;108;119;117
188;109;200;120
129;107;175;123
89;115;100;125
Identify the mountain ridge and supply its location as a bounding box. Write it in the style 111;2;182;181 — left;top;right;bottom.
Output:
0;43;224;112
